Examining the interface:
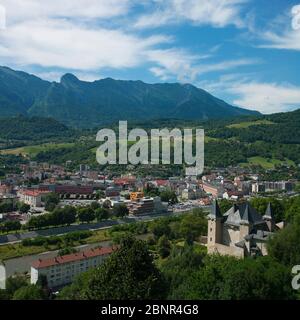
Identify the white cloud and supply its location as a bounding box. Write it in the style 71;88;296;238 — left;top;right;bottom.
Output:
147;48;202;82
147;48;258;82
0;12;255;82
135;0;248;29
260;30;300;51
229;82;300;113
0;0;131;23
0;18;169;70
0;0;259;84
199;75;300;114
257;5;300;51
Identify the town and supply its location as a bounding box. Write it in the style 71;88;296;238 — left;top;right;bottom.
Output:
0;157;298;294
1;0;300;311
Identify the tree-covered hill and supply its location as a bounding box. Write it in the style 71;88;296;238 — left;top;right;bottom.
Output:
0;115;75;144
0;66;259;128
1;109;299;178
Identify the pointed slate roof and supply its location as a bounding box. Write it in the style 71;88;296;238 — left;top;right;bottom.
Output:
239;203;264;225
208;200;222;219
263;202;274;220
223;203;238;217
224;202;264;226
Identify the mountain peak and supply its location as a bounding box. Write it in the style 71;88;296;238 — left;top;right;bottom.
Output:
60;73;79;84
0;66;260;128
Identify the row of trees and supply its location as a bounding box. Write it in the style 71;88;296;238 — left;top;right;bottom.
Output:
26;202;129;230
0;274;48;300
0;202;30;233
144;185;178;204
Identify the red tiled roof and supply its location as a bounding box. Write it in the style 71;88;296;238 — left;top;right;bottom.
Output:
20;189;50;197
155;180;169;186
31;246;115;269
114;178;136;185
21;190;41;197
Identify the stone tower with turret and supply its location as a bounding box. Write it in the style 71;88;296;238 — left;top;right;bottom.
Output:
207;200;223;249
263;203;276;232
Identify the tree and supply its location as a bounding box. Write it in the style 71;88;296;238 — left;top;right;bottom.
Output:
0;289;10;300
267;221;300;267
218;199;233;214
58;247;78;256
58;269;94;300
102;200;111;209
83;237;167;299
179;209;207;241
5;275;28;298
157;235;171;258
250;197;284;222
113;204;129;218
44;192;60;211
12;284;46;300
160;189;178;204
94;208;110;221
150;218;171;240
0;201;14;213
90;202;101;211
78;207;95;223
2;220;21;233
285;196;300;222
160;244;205;299
17;202;30;213
61;206;77;225
178;255;295;300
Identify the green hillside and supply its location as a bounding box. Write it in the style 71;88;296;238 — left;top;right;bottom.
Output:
0;66;259;128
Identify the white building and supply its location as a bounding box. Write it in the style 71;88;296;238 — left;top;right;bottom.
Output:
18;190;42;207
0;263;6;289
31;247;114;288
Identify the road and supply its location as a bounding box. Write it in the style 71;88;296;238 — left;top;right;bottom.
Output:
2;240;112;279
0;205;211;245
1;233;149;281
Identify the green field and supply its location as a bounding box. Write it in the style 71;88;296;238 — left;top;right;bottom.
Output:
227;120;274;129
241;156;295;169
0;229;109;261
0;142;75;156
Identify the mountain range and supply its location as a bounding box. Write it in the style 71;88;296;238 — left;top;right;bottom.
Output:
0;66;259;128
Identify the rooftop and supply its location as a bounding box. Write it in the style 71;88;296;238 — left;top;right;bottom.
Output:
31;246;115;269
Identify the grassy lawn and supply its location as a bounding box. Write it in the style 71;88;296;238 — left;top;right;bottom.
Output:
0;243;59;261
240;156;295;169
0;229;110;262
205;136;220;142
0;142;75;156
227;120;274;129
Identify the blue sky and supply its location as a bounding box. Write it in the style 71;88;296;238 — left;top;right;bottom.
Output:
0;0;300;114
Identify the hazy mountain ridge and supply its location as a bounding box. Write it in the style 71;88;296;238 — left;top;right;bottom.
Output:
0;66;259;128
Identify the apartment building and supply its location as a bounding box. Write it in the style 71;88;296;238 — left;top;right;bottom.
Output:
128;196;166;215
18;190;44;207
31;247;114;288
251;181;295;193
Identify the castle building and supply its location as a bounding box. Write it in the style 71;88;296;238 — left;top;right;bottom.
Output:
207;201;277;258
